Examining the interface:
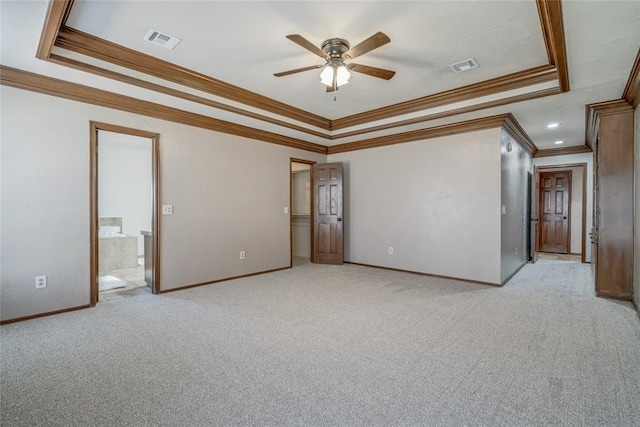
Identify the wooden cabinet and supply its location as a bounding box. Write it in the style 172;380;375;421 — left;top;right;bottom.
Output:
589;101;634;300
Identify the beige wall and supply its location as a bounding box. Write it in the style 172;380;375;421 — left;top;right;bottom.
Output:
634;106;639;310
329;128;503;284
500;131;532;283
1;83;601;320
0;86;325;321
532;153;593;262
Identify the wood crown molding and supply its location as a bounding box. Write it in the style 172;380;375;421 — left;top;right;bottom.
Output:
48;53;329;140
330;0;567;130
331;87;561;140
585;99;634;149
533;145;591;158
327;114;516;155
536;0;570;92
2;65;538;157
622;48;640;109
55;26;331;131
3;65;541;157
36;0;73;59
26;0;571;154
0;66;327;154
502;113;538;156
330;65;557;131
36;0;569;137
48;50;560;143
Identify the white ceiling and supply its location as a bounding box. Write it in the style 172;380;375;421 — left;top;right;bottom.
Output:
2;1;639;151
65;0;548;118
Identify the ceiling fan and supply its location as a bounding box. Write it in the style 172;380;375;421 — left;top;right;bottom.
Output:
274;32;396;92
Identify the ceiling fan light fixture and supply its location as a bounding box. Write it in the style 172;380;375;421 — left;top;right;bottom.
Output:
275;32;394;91
320;60;351;87
335;64;351;86
319;65;333;86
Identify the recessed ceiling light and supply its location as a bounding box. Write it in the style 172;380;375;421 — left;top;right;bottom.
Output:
554;140;564;145
547;123;560;129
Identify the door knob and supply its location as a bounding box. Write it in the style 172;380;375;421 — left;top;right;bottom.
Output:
337;217;342;222
563;216;567;220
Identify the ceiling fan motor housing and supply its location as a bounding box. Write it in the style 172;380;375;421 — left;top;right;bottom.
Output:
322;38;350;58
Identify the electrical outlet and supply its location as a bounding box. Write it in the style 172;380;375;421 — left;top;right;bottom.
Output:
240;251;246;260
388;247;394;255
162;205;173;215
35;275;47;289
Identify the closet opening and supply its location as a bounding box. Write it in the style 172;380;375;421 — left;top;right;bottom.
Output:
290;159;315;267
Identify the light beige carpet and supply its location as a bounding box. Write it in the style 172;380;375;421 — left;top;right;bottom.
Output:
2;261;639;426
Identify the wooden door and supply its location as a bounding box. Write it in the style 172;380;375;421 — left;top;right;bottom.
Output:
530;171;539;263
312;163;343;264
539;171;571;253
591;138;599;281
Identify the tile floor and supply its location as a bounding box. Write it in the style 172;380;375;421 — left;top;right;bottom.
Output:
99;263;150;303
537;252;582;262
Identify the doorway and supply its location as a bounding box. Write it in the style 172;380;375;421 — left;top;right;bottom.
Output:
533;164;588;263
90;122;160;306
290;159;314;266
539;170;572;254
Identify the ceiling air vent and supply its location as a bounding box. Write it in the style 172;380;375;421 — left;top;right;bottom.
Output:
449;57;480;73
144;28;181;50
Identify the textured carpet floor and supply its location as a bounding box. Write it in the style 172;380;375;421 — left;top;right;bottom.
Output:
1;260;639;426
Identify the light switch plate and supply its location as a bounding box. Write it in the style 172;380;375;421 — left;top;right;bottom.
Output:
162;205;173;215
284;206;289;214
501;205;506;215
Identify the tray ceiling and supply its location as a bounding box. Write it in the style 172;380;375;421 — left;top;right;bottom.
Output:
1;0;639;152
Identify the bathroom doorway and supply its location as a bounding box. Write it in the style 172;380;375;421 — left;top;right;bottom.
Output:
290;159;314;266
90;122;160;305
